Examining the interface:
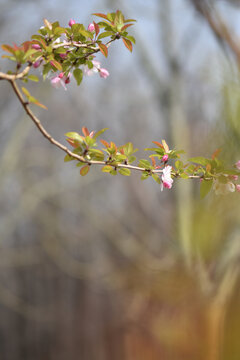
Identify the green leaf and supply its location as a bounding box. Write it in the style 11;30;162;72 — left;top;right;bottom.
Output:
138;159;151;169
175;160;183;170
119;168;131;176
141;172;150;180
180;173;189;179
93;128;108;139
97;31;114;40
21;86;31;98
64;154;74;162
200;179;213;198
152;174;161;184
80;165;90;176
27;74;39;82
188;157;210;166
73;68;83;86
102;165;113;173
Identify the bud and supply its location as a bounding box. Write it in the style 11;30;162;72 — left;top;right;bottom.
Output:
235;160;240;170
58;72;64;79
68;19;76;27
99;68;109;79
33;59;42;68
236;184;240;193
162;154;169;162
88;23;95;32
59;53;67;59
32;44;41;50
65;76;71;84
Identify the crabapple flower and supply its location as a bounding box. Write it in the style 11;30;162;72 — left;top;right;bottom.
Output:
68;19;76;27
235;160;240;170
213;178;235;195
88;23;95;32
236;184;240;193
162;154;169;162
161;165;173;191
50;72;71;90
32;44;41;50
99;68;110;78
84;60;101;76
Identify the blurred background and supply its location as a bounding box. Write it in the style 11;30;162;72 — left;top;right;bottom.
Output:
0;0;240;359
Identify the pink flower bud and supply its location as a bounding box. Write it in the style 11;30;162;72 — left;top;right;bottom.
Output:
88;23;95;32
68;19;76;27
162;154;169;162
236;184;240;193
229;175;238;181
236;160;240;170
33;59;41;68
59;53;67;59
65;76;71;84
58;72;64;79
99;68;109;79
32;44;41;50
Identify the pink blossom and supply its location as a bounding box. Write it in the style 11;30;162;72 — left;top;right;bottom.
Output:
235;160;240;170
213;178;235;195
162;154;169;162
229;175;238;181
236;184;240;193
84;60;101;76
161;165;173;191
88;23;95;32
68;19;76;27
99;68;110;79
50;73;71;90
32;44;41;50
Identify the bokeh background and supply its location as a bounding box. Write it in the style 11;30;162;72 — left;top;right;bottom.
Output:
0;0;240;359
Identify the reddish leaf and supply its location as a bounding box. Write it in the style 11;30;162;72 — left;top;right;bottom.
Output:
33;100;48;110
93;21;100;36
206;163;211;172
211;148;221;160
92;13;109;20
110;141;118;152
150;156;156;167
101;139;110;148
152;141;164;149
98;43;108;57
122;38;132;52
1;44;15;54
22;41;32;52
50;59;62;71
82;127;90;137
121;24;134;31
80;165;90;176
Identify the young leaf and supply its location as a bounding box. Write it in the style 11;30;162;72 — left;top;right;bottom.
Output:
189;157;210;166
98;43;108;57
122;38;132;52
119;168;131;176
73;68;83;85
200;179;213;198
27;74;39;82
102;165;113;173
92;13;109;21
80;165;90;176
